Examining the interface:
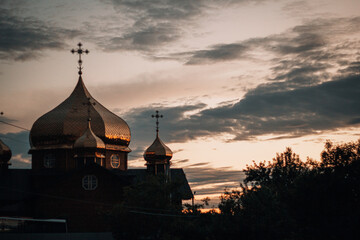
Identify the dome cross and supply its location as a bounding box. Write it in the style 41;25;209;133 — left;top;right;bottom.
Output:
71;42;89;76
152;110;163;135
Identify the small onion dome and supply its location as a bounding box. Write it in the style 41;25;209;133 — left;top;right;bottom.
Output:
0;139;12;164
30;77;131;149
144;134;173;162
74;120;105;149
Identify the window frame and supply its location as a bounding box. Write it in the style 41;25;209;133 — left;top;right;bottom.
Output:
43;153;56;168
82;175;98;190
110;154;121;168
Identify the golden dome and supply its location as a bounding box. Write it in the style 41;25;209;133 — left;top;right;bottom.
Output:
30;77;131;149
143;134;173;162
74;120;105;149
0;139;12;164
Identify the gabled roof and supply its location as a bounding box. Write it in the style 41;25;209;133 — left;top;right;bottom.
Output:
123;168;193;200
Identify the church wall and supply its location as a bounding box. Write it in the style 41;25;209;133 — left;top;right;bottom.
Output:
104;150;127;171
31;148;129;171
28;165;128;232
31;149;78;170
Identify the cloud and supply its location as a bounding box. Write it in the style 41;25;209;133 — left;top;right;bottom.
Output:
126;69;360;143
10;154;31;169
0;8;81;61
104;23;181;52
98;14;360;145
171;159;189;167
181;17;360;65
184;166;245;196
185;43;248;65
187;162;210;167
0;131;31;168
99;0;268;52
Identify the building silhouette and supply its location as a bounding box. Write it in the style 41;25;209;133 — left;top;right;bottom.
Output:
0;43;192;232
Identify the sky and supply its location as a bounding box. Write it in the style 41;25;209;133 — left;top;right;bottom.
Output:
0;0;360;205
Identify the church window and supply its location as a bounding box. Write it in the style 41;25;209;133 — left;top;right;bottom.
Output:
44;154;55;168
82;175;98;190
110;154;120;168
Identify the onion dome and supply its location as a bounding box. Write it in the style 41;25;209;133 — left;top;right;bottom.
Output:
143;110;172;162
30;77;131;149
143;134;173;162
74;119;105;149
0;139;12;165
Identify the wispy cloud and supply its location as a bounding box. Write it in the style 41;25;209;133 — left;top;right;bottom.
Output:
179;17;360;65
126;70;360;143
115;16;360;143
184;166;245;196
0;8;81;61
97;0;269;52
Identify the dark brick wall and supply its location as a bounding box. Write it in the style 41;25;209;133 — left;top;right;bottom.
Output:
31;148;128;171
28;165;128;232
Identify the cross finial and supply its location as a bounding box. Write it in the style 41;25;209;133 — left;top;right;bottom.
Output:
71;42;89;76
152;110;163;136
83;97;96;121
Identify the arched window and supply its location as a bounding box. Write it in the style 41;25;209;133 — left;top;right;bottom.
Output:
82;175;98;190
110;154;120;168
44;154;55;168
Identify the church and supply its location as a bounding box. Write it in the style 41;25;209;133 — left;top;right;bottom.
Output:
0;43;193;233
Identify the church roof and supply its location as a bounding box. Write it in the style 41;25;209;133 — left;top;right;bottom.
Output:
30;77;131;149
74;120;105;149
122;169;193;200
144;134;173;162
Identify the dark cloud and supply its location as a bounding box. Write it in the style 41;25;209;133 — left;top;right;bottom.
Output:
172;159;189;166
0;131;30;168
184;166;245;196
104;23;180;51
126;69;360;143
111;0;204;20
0;8;81;61
100;0;267;52
181;17;360;65
126;103;207;144
107;15;360;145
187;162;209;167
185;43;248;65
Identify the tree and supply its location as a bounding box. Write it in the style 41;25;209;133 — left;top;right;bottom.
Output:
321;139;360;168
183;197;210;215
245;147;309;188
222;142;360;239
111;174;183;239
110;141;360;239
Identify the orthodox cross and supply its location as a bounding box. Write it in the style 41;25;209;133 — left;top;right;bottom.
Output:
152;110;163;135
83;97;96;121
71;42;89;76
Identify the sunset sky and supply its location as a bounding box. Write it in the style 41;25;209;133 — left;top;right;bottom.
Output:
1;0;360;204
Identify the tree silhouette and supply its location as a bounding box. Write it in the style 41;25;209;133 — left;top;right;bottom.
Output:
110;141;360;239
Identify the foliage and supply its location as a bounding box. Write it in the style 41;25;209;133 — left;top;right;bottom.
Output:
183;197;210;215
219;142;360;239
111;174;182;239
321;139;360;168
111;140;360;239
218;188;242;216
